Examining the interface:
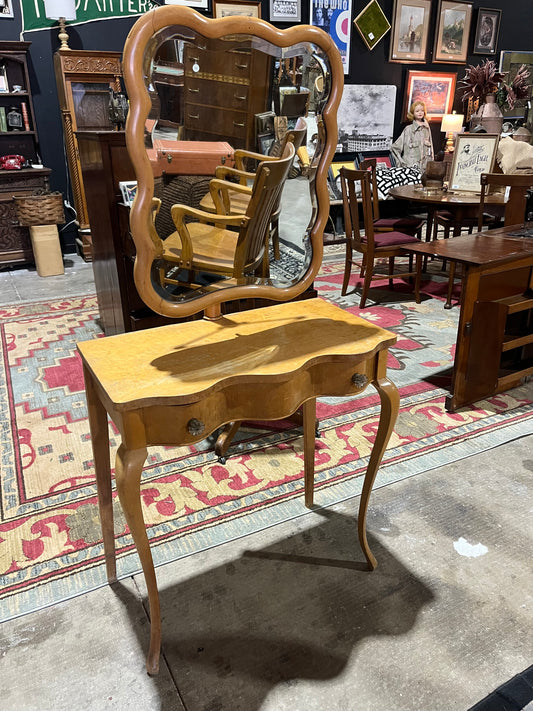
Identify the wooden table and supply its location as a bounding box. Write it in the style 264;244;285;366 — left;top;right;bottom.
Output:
402;226;533;412
78;298;399;674
389;184;506;241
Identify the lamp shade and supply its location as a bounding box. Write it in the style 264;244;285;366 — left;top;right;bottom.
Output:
44;0;76;20
441;112;464;135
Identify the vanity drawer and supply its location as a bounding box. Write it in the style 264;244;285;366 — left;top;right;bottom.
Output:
184;103;247;141
184;76;249;110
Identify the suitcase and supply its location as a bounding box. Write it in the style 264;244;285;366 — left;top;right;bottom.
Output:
150;140;234;177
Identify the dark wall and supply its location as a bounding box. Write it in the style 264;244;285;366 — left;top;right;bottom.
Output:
1;1;530;251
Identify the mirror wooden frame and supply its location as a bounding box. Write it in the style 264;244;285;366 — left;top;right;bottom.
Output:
123;5;343;318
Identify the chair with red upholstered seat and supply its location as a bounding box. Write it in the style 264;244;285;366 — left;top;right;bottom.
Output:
339;166;421;308
359;158;425;238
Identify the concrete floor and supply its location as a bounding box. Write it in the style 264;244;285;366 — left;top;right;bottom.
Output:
0;255;532;711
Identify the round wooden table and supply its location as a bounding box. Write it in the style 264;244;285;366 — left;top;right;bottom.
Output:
389;184;506;241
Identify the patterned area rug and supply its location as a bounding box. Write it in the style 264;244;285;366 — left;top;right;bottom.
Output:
1;267;532;621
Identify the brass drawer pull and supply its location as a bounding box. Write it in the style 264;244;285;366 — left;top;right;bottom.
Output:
234;94;246;101
233;121;245;128
189;113;200;120
188;87;200;93
235;63;249;70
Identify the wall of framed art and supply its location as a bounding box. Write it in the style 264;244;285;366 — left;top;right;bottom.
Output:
1;0;531;252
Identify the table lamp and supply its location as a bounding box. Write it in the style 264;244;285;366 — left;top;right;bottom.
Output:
441;112;464;155
44;0;77;50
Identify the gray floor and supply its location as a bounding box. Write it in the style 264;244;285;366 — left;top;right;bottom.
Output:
0;255;532;711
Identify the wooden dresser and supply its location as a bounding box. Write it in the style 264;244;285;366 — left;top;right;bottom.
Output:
182;40;271;150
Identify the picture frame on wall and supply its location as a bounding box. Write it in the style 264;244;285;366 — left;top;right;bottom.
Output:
353;0;391;51
433;0;473;64
473;8;502;55
213;0;261;18
403;70;457;122
389;0;432;64
165;0;210;11
270;0;301;22
448;133;499;192
0;0;14;19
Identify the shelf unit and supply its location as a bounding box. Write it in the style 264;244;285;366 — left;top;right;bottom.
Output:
0;41;51;266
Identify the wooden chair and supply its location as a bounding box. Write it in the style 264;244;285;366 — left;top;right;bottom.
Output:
339;166;421;308
359;158;425;238
199;118;307;260
156;143;295;287
444;172;533;309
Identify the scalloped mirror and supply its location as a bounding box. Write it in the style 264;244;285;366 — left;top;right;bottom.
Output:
123;7;343;318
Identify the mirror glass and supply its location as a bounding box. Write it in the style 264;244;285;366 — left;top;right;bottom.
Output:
137;24;332;304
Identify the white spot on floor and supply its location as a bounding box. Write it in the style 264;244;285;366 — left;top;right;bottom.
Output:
453;537;488;558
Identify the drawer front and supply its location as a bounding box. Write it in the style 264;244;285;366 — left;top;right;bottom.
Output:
184;47;252;80
184;76;249;110
184;103;247;141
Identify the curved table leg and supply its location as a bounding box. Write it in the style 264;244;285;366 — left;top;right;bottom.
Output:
114;443;161;676
358;377;399;570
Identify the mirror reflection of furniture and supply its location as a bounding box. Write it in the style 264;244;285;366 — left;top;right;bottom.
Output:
360;158;425;238
340;167;421;308
54;49;123;260
199;117;307;262
158;142;295;285
79;7;401;676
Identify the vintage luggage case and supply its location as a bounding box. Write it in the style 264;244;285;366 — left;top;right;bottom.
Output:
150;140;234;176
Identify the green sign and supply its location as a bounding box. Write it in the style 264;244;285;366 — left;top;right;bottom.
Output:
21;0;158;33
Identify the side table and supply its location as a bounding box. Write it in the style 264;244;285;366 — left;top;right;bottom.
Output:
78;298;399;674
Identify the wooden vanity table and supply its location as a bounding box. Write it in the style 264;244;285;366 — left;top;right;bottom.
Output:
79;7;400;676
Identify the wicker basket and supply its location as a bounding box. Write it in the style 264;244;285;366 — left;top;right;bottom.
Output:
14;192;65;227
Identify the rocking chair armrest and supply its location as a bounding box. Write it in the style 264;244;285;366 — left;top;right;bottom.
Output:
214;165;255;184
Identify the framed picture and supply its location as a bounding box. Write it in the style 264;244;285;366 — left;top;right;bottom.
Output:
119;181;138;207
389;0;431;64
0;0;14;19
500;50;533;120
257;132;276;155
327;161;355;199
270;0;301;22
355;150;396;168
403;70;457;122
213;0;261;17
353;0;391;51
433;0;473;64
255;111;275;136
448;133;499;193
473;8;501;56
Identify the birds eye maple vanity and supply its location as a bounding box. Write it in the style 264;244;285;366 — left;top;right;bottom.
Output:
77;6;400;675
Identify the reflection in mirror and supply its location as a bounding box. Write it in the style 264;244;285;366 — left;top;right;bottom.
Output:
124;10;341;316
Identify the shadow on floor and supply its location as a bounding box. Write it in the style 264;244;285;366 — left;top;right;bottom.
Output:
112;507;434;711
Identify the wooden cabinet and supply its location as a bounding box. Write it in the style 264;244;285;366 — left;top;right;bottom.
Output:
182;41;271;150
0;41;51;266
54;49;123;260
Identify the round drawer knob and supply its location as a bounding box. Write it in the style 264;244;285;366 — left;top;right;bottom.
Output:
187;418;205;437
351;373;368;388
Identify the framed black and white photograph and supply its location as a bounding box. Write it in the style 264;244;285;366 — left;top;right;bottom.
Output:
270;0;301;22
119;181;138;207
257;132;276;155
473;8;501;55
165;0;210;11
336;84;396;154
0;0;14;18
213;0;261;17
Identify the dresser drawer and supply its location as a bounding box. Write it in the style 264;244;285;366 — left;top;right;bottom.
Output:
184;76;249;110
184;47;252;79
184;103;247;141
